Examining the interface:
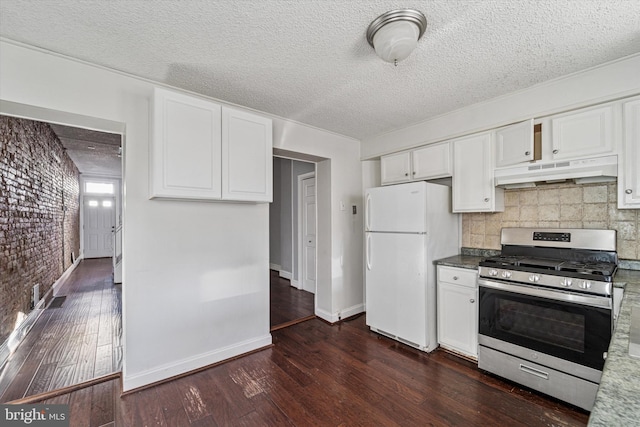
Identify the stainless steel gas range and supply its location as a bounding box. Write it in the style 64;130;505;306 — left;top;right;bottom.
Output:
477;228;618;411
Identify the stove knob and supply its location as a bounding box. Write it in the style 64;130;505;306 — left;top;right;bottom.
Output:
580;281;592;289
489;269;498;277
501;271;512;279
529;274;540;283
561;278;572;287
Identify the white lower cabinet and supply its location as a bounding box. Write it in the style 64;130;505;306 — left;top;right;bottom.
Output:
437;266;478;359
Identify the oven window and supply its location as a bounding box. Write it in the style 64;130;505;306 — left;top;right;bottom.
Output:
479;286;611;371
496;299;585;352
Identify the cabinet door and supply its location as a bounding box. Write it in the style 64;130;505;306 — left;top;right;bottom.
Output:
437;281;477;358
151;87;222;200
381;151;411;185
412;142;452;180
551;104;614;160
495;119;534;167
452;132;504;212
620;98;640;208
222;107;273;202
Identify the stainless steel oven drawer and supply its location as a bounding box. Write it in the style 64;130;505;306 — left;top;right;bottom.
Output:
478;345;598;411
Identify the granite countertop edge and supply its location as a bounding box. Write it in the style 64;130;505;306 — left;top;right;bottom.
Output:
433;253;640;425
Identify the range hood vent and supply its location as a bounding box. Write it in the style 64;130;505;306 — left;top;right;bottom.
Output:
494;155;617;189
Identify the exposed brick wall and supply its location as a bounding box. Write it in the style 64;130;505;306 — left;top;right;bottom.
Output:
0;116;80;343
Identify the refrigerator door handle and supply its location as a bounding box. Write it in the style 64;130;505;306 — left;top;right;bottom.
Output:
366;234;372;270
365;193;371;231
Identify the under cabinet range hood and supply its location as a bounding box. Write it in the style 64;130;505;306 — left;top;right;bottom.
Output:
494;155;617;189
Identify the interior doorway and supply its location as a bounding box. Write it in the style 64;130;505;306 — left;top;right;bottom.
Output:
269;157;316;330
0;105;124;402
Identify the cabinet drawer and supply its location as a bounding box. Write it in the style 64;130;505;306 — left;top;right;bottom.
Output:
437;266;477;287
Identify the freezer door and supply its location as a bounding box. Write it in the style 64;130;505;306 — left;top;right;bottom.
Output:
366;232;428;348
365;182;427;233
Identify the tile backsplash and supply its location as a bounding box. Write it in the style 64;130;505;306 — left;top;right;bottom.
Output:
461;182;640;260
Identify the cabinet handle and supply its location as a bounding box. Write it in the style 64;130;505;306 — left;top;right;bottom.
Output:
626;189;633;194
525;151;530;156
452;276;459;280
553;149;559;154
470;299;475;303
484;198;490;202
412;171;416;175
405;173;409;176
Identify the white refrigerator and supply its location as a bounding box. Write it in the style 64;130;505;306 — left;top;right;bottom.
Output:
365;181;459;352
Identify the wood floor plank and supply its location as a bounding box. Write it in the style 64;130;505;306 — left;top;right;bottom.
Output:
24;362;57;397
89;381;114;427
0;259;122;401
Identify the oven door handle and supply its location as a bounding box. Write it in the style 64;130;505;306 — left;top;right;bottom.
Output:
478;279;612;309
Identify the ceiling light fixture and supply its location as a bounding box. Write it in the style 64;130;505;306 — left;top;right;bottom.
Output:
366;9;427;66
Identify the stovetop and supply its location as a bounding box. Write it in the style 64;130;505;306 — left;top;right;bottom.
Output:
479;255;617;280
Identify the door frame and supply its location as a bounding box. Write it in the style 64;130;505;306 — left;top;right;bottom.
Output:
297;171;316;293
79;176;122;260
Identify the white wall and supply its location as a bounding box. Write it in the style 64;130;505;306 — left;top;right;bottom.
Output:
362;53;640;159
0;40;364;389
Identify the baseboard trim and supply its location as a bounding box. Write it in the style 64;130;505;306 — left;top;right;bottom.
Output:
278;270;292;280
53;256;82;296
290;279;300;289
269;263;281;271
122;334;273;392
270;314;316;332
0;259;81;370
315;303;365;324
7;372;121;404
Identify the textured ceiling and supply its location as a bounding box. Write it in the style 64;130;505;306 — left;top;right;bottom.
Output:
1;0;639;142
49;124;122;177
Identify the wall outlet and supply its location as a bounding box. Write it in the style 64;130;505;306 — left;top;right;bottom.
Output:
352;205;357;214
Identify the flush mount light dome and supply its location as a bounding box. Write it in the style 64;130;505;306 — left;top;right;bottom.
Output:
366;9;427;66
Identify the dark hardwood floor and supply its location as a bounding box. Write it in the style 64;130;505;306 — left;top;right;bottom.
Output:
269;270;314;329
33;316;587;426
0;258;121;402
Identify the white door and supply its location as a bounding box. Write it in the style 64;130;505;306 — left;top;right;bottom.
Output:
301;177;316;294
83;196;115;258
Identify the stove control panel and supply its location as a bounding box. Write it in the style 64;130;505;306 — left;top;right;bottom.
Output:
533;231;571;242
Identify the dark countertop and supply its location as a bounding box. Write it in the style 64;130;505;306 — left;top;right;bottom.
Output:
434;254;484;270
588;268;640;426
434;254;640;424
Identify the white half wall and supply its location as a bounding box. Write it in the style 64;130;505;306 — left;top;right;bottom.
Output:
0;41;270;391
362;53;640;159
0;39;365;389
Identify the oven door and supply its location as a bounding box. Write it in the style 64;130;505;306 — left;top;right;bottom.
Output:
478;279;612;371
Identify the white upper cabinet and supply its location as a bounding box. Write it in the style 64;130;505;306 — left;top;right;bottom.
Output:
412;142;452;180
150;87;272;202
380;151;412;185
550;103;615;160
151;87;222;200
495;119;534;167
381;142;452;185
619;96;640;209
453;132;504;212
222;107;273;202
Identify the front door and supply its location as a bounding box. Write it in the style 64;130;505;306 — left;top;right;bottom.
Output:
301;177;316;294
83;196;115;258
